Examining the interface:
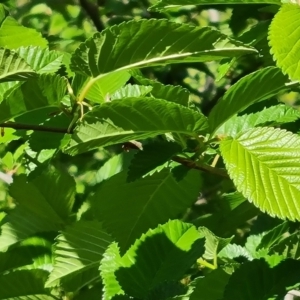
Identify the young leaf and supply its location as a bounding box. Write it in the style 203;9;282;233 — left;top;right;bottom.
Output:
100;243;124;299
127;140;182;182
71;19;256;101
0;74;67;123
190;268;231;300
217;104;300;137
64;97;208;155
223;259;300;300
199;227;233;261
91;168;202;252
218;244;253;261
269;3;300;80
0;269;55;299
16;46;64;74
209;67;290;133
110;84;152;100
150;0;282;12
115;220;205;299
0;48;35;82
220;127;300;221
46;221;113;289
0;16;48;49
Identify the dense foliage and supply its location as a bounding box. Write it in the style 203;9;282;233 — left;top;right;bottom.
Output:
1;0;300;299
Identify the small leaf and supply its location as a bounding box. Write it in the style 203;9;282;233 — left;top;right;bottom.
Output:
209;67;290;133
220;127;300;221
115;220;205;299
110;84;152;100
269;3;300;80
92;168;202;252
46;221;113;289
65;97;208;155
0;48;35;82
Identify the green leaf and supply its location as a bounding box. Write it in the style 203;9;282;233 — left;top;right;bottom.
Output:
0;81;21;102
271;232;300;259
220;127;300;221
0;270;55;300
257;221;289;250
199;227;233;261
218;244;253;261
269;3;300;81
64;97;208;155
133;75;190;106
86;71;131;103
209;67;290;133
71;19;256;101
110;84;152;100
217;104;300;137
73;286;103;300
115;220;205;299
0;168;75;250
190;269;231;300
0;16;47;49
46;221;113;290
16;46;64;74
223;259;300;300
0;48;35;82
100;243;124;299
150;0;282;12
92;168;202;252
127;140;182;182
0;74;67;123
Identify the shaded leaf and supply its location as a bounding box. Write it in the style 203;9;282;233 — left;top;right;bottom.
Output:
116;220;205;299
65;97;208;155
209;67;290;133
92;168;202;252
220;127;300;221
46;221;112;290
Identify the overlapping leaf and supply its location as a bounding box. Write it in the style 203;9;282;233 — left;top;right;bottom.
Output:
71;19;256;99
209;67;290;133
64;97;208;155
0;270;55;299
91;168;202;252
217;104;300;137
110;84;152;100
16;46;64;74
0;74;67;123
269;3;300;80
150;0;282;12
0;48;35;82
220;127;300;220
115;220;205;299
46;221;112;289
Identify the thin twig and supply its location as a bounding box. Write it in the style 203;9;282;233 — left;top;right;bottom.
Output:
0;122;70;134
79;0;105;32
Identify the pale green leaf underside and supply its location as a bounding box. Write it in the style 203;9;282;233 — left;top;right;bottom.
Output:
64;97;208;155
209;67;290;133
0;48;35;82
0;16;47;49
150;0;282;12
46;221;112;288
16;46;64;74
92;168;202;252
217;104;300;137
110;84;152;100
269;3;300;80
71;19;256;79
220;127;300;220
